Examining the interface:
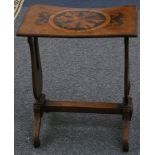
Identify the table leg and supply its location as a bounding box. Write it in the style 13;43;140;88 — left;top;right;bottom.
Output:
124;37;130;104
122;37;133;152
28;37;45;147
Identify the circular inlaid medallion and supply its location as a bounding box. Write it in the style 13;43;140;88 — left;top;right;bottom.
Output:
49;9;110;31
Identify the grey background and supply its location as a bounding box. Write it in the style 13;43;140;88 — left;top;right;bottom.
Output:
24;0;139;8
15;1;140;155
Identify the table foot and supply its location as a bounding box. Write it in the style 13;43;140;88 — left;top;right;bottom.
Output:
122;118;130;152
34;137;40;148
33;111;41;148
122;97;132;152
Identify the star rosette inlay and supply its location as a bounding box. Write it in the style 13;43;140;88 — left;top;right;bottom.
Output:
49;10;110;31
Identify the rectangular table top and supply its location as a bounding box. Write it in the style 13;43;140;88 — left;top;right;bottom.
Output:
17;5;137;38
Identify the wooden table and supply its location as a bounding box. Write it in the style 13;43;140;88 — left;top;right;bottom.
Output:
17;4;137;152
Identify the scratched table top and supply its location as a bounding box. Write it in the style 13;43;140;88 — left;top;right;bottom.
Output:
17;5;137;37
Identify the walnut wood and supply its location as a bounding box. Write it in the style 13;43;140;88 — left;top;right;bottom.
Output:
123;96;133;121
25;35;134;151
33;111;41;147
27;37;43;100
124;37;130;104
17;4;137;152
28;37;45;147
122;96;133;152
17;5;137;37
44;100;123;114
122;118;130;152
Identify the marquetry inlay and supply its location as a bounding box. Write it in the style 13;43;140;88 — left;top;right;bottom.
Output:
49;10;110;31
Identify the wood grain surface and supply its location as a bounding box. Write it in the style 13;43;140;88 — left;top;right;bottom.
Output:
17;4;137;37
